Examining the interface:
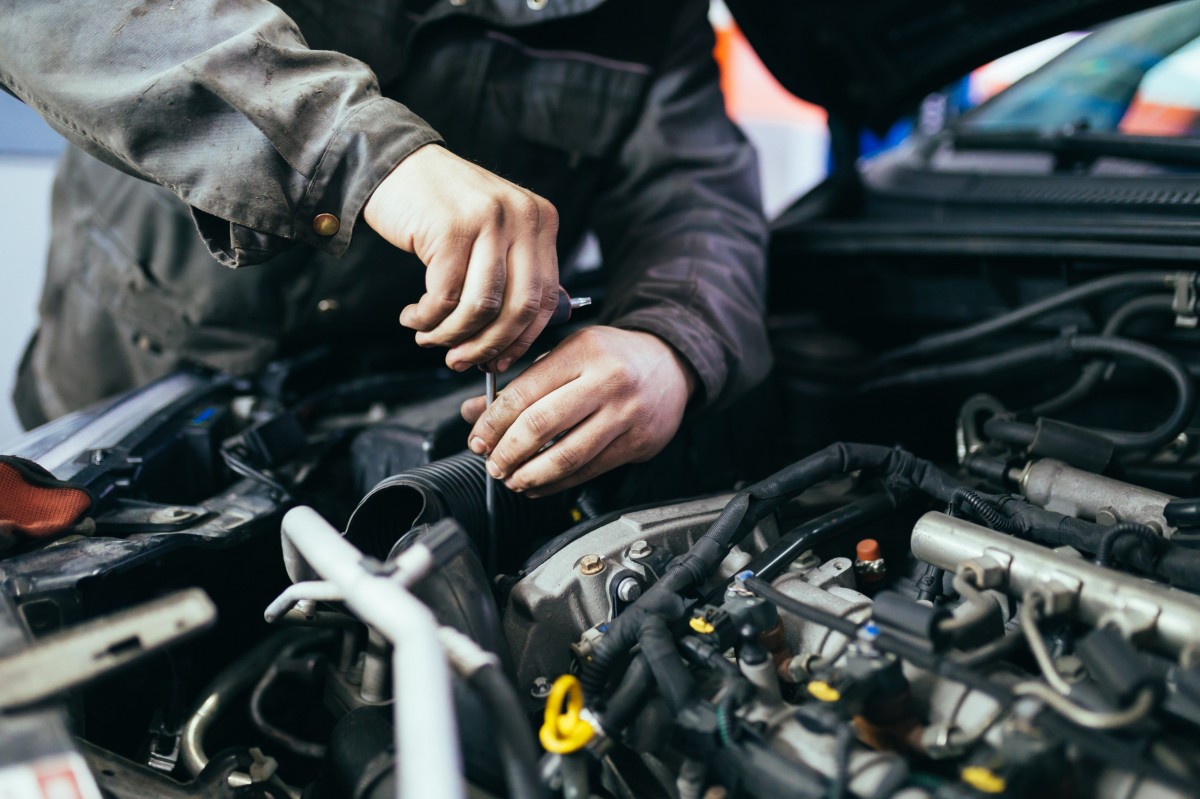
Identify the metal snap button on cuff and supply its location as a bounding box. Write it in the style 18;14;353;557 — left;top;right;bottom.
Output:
527;0;548;9
317;299;340;314
313;213;341;237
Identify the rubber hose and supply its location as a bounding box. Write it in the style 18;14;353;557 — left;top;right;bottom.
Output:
981;417;1038;448
744;577;861;638
599;654;654;731
872;336;1195;455
1095;523;1163;568
950;487;1022;534
875;271;1178;366
1164;498;1200;530
468;665;545;799
181;629;312;776
1033;294;1174;417
638;616;695;714
1068;336;1196;453
994;496;1200;591
736;492;902;586
345;450;564;563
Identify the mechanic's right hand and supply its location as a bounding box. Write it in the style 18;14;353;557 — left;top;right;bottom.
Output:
363;143;561;372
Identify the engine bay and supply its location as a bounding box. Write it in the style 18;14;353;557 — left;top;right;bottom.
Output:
3;263;1200;799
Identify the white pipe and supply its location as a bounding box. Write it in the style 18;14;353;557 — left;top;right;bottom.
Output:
262;581;344;624
281;506;465;799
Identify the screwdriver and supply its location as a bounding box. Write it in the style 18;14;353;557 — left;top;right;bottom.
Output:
484;291;591;573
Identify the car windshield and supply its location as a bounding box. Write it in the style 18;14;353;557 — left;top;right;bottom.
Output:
962;0;1200;140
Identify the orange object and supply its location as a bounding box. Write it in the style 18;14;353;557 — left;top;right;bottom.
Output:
856;538;882;562
712;20;825;126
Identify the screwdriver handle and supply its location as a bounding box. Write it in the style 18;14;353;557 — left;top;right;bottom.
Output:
548;291;593;327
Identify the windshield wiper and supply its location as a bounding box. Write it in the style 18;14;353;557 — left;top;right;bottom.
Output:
951;126;1200;170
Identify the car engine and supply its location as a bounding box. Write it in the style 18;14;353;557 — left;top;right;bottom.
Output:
2;266;1200;799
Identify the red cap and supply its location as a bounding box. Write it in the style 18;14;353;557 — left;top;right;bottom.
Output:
855;538;882;562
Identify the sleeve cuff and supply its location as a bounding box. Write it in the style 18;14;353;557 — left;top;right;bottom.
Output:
195;96;443;268
611;306;726;412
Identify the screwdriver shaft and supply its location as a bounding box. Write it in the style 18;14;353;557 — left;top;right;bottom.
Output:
484;370;497;573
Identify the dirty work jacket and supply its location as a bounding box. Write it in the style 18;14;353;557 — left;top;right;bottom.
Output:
0;0;770;423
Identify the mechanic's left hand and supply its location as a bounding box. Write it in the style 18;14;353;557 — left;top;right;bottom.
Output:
461;327;696;497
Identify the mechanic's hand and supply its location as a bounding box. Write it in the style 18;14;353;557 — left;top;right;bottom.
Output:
363;143;561;372
461;327;697;497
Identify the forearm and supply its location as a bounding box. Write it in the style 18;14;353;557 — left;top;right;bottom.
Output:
0;0;441;266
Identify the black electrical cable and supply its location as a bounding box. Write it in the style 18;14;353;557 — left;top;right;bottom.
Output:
949;487;1021;534
915;564;945;603
248;637;332;760
863;337;1076;393
743;576;861;638
746;546;1193;795
468;664;546;799
1095;523;1164;569
993;496;1200;591
736;492;904;586
1033;294;1175;417
677;635;751;693
599;654;654;731
222;446;294;498
874;271;1179;366
867;335;1195;455
581;444;964;699
829;723;856;799
951;628;1026;667
638;616;696;715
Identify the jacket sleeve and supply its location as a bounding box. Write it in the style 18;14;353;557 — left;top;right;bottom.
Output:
590;0;771;412
0;0;442;268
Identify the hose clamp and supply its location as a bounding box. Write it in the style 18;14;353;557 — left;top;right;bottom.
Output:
1171;271;1198;328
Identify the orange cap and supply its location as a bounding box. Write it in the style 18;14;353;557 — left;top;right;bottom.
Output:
855;538;882;562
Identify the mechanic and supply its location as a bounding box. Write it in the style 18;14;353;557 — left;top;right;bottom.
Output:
2;0;770;498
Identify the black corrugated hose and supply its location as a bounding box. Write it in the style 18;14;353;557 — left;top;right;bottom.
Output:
1094;523;1165;569
949;487;1022;534
993;496;1200;590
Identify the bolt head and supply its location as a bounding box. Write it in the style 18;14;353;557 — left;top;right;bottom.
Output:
579;554;606;576
616;577;642;603
628;540;651;560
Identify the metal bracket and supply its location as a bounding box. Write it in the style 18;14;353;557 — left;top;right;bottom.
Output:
0;589;216;711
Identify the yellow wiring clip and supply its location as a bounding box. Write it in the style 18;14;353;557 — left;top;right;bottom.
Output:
807;680;842;703
688;616;716;635
539;675;595;754
960;766;1007;794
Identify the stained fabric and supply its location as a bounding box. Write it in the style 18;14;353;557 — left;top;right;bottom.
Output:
5;0;770;423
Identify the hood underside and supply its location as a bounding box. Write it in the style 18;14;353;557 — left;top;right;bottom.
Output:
725;0;1168;131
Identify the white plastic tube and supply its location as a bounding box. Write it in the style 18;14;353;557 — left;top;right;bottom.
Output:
281;506;465;799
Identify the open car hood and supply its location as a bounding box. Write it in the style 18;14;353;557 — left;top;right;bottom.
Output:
725;0;1166;131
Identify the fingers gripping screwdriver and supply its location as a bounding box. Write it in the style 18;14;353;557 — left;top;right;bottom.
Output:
483;290;591;572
